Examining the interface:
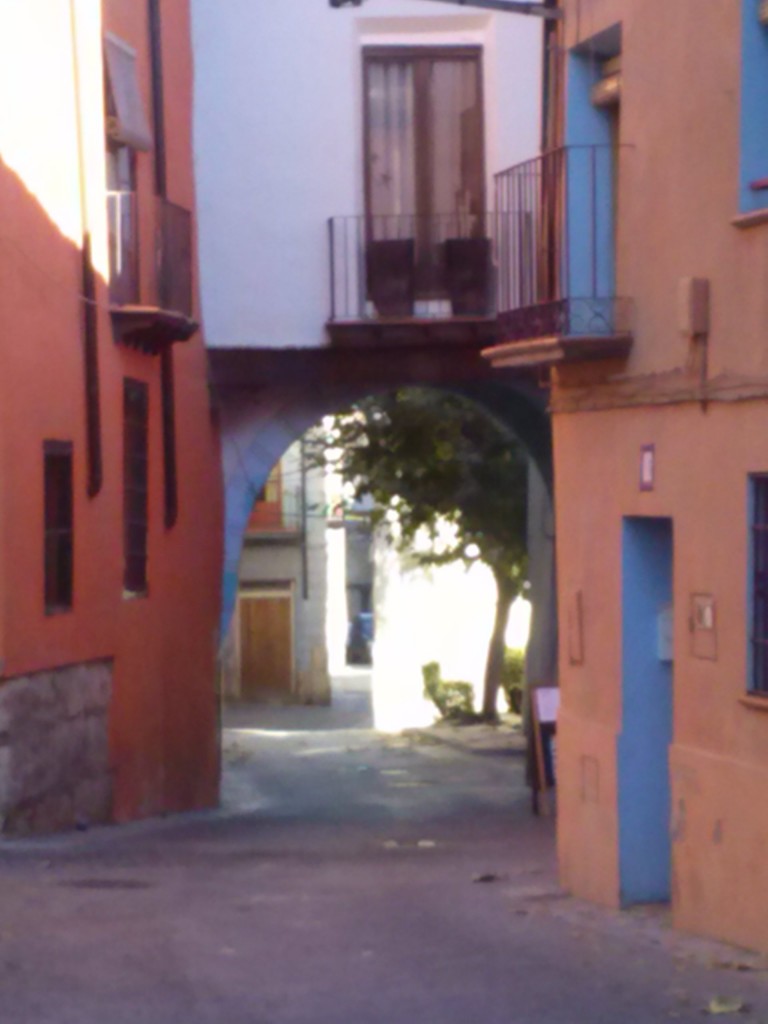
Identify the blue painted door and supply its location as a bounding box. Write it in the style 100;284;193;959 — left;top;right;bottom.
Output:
619;517;674;905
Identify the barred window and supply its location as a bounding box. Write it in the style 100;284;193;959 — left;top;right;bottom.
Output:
44;441;74;613
750;476;768;693
124;379;149;596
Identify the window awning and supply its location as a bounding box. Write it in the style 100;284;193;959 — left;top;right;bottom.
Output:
104;33;152;152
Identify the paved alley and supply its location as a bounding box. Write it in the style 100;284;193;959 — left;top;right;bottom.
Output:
0;672;765;1022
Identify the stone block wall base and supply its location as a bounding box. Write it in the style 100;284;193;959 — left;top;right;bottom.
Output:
0;660;113;836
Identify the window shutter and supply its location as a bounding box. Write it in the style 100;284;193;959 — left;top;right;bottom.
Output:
104;34;153;152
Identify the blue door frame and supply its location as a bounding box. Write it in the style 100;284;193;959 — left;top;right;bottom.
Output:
618;517;674;905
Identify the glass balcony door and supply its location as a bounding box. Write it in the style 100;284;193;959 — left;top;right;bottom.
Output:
363;48;485;304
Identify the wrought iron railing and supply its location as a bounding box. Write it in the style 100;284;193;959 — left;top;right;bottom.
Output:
107;190;139;306
156;198;193;317
494;145;630;340
328;213;504;322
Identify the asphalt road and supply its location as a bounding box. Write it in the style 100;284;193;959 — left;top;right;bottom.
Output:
0;672;766;1023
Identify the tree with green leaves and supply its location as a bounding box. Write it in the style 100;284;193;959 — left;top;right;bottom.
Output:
313;388;528;720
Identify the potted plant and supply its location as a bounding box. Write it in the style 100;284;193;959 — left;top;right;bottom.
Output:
366;237;415;317
444;235;491;316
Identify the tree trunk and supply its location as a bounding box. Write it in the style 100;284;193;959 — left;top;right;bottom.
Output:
481;574;516;721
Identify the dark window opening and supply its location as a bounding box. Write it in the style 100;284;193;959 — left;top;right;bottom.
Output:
124;379;149;595
161;348;178;529
44;441;74;613
751;476;768;693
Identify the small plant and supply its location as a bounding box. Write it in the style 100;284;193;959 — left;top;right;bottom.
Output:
422;661;476;722
501;647;525;714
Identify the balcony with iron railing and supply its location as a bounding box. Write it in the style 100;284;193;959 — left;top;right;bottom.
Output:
156;198;194;319
107;192;197;352
486;145;633;369
326;213;503;347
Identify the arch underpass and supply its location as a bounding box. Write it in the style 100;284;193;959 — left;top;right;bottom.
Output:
208;340;557;697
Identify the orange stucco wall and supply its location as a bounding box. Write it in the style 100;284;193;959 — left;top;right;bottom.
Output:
0;1;222;822
555;0;768;952
555;400;768;951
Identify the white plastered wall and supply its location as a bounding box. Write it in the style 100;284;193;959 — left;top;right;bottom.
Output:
192;0;542;349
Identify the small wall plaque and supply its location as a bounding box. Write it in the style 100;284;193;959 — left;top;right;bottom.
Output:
640;444;655;491
690;593;718;661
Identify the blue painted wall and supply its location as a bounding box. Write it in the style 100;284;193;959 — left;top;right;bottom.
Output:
565;51;616;308
740;1;768;212
618;517;674;905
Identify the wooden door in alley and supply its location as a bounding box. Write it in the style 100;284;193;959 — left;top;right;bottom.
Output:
239;591;293;698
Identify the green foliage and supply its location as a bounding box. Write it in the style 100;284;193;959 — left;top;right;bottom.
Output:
501;647;526;714
421;662;476;722
306;388;530;720
307;388;528;598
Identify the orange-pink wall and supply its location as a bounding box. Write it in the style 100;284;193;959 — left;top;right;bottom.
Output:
555;0;768;952
555;398;768;951
0;0;222;822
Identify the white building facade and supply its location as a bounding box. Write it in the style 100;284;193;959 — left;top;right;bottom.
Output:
193;0;543;350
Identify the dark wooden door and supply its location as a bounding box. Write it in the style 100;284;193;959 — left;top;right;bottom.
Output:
239;595;293;698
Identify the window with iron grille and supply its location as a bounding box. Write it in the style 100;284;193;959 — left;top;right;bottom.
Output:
750;475;768;693
124;378;149;595
44;441;73;613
